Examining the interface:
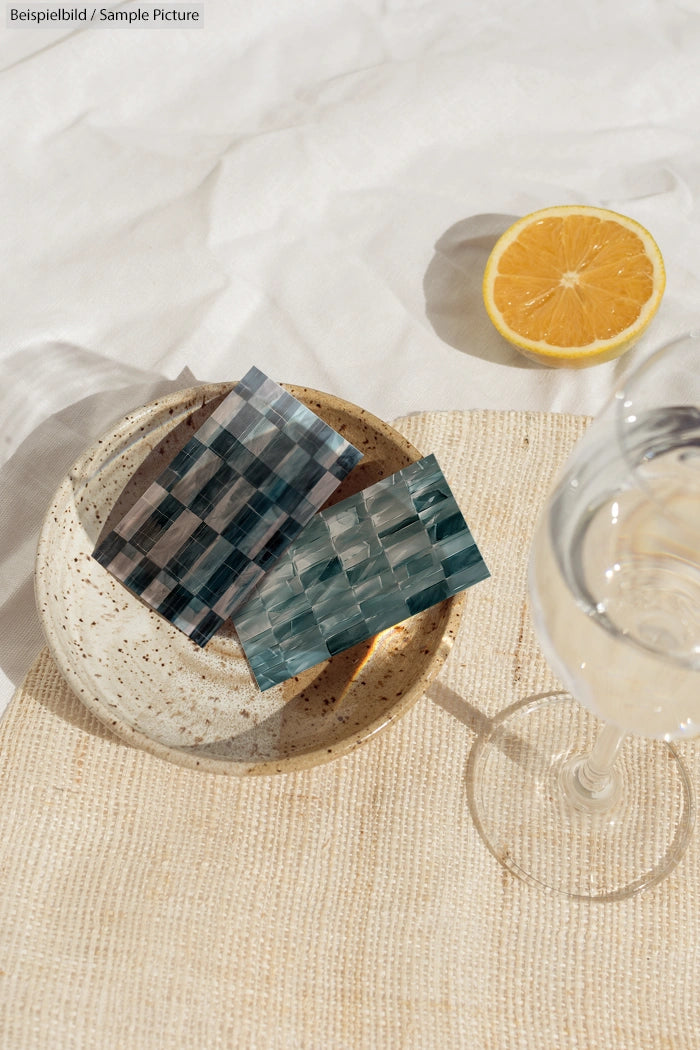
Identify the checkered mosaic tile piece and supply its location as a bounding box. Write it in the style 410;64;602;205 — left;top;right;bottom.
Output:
233;454;490;690
92;367;363;646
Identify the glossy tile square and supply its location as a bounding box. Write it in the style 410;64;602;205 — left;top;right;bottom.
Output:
233;454;489;689
92;367;362;645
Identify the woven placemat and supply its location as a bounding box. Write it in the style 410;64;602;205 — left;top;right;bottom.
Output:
1;409;699;1050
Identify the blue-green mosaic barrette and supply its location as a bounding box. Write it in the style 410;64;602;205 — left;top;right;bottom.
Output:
92;367;362;646
233;454;489;690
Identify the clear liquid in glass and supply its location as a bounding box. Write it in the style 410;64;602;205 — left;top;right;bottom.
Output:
530;407;700;740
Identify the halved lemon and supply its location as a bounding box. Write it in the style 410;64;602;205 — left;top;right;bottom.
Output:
482;205;666;367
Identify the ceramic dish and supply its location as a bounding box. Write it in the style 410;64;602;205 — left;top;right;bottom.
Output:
35;383;464;774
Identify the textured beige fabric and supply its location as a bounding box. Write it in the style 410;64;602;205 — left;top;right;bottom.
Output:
1;409;699;1049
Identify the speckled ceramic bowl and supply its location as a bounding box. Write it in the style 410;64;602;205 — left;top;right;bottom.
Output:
35;384;464;774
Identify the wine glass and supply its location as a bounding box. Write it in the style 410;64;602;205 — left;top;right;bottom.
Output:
469;333;700;901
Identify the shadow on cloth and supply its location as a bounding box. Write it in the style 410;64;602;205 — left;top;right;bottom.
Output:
427;680;563;769
427;681;569;859
423;212;540;368
0;344;196;695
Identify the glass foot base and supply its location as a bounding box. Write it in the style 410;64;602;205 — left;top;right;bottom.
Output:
468;693;695;901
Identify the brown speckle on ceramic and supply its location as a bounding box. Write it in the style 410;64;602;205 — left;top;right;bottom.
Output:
35;384;464;774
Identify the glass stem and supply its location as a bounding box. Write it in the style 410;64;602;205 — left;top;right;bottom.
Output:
562;722;626;812
576;723;626;795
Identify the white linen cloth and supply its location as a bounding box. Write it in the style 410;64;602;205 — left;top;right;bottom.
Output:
1;0;700;715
